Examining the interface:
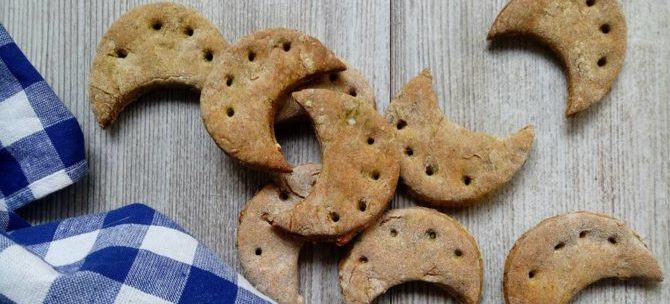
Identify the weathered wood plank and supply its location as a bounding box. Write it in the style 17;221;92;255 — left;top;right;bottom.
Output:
389;0;669;303
1;0;667;303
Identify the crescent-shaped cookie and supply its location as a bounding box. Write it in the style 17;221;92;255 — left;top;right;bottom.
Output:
385;70;534;207
89;2;229;127
201;28;346;173
276;61;376;124
237;164;321;304
339;207;483;304
268;89;400;244
504;212;663;304
488;0;627;117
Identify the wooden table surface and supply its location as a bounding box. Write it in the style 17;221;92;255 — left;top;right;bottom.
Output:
2;0;668;303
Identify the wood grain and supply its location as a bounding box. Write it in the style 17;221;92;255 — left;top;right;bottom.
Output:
1;0;667;303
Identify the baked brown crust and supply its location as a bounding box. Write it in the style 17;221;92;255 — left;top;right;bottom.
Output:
89;2;229;127
237;164;320;304
488;0;627;117
276;60;375;124
200;28;346;173
339;207;483;304
267;89;399;244
385;70;534;206
504;212;664;304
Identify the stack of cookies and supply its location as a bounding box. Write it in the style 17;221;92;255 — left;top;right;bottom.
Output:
89;2;662;304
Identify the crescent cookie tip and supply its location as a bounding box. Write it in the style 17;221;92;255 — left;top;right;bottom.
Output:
565;98;592;118
509;125;535;150
269;158;294;173
418;68;433;78
486;0;523;40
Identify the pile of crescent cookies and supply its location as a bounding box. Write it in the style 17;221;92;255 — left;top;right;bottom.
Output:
88;2;663;304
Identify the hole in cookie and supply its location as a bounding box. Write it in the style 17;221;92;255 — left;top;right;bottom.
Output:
367;137;375;145
184;26;194;36
425;165;435;176
204;49;214;62
371;170;381;180
390;229;398;237
586;0;595;6
396;119;407;130
597;57;607;67
358;199;367;212
282;41;291;52
405;147;414;156
349;88;357;97
554;242;565;250
278;191;289;200
330;212;340;222
115;48;128;58
454;249;463;257
600;24;611;34
329;73;338;82
425;229;437;239
225;75;234;86
255;247;262;256
226;107;235;117
248;51;256;62
359;256;368;263
608;236;617;244
462;175;472;186
528;270;536;278
152;20;162;30
579;230;589;238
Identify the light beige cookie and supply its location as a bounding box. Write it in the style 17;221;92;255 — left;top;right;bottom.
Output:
200;28;346;173
275;61;376;124
89;2;229;128
385;70;534;207
267;89;400;245
504;212;663;304
237;164;320;304
488;0;627;117
339;207;483;304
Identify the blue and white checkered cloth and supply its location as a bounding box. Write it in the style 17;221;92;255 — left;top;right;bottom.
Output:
0;24;87;232
0;24;273;303
0;204;272;304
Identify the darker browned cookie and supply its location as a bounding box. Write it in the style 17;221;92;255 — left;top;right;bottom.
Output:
237;164;321;304
339;207;483;304
504;212;663;304
385;70;534;207
267;89;400;245
488;0;627;117
90;2;229;127
200;28;346;173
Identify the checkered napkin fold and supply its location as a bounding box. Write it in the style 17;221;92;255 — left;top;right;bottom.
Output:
0;24;272;304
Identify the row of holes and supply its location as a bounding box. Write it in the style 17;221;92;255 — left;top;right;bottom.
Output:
115;48;214;61
276;190;370;224
114;20;214;62
527;230;618;279
397;119;474;186
585;0;613;67
358;228;464;264
151;20;196;37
